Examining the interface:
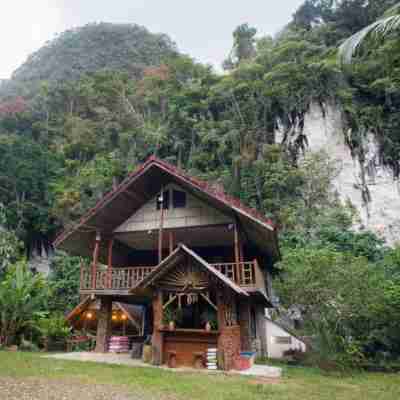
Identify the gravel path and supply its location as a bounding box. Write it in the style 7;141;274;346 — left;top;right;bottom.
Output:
0;377;165;400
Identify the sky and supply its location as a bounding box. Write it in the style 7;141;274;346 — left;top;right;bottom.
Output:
0;0;305;79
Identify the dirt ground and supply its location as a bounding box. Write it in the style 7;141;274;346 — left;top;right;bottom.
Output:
0;377;167;400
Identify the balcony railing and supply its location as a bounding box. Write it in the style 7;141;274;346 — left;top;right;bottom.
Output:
80;266;155;291
80;260;265;293
212;260;265;290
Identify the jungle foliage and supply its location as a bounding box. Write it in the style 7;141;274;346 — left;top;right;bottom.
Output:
0;2;399;366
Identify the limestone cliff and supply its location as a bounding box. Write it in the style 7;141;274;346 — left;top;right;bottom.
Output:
304;104;400;246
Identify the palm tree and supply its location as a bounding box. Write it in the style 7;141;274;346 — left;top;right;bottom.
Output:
339;4;400;63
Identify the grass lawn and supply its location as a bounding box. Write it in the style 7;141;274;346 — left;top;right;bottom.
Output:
0;351;399;400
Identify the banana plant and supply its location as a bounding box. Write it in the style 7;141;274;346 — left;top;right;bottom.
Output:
0;261;48;346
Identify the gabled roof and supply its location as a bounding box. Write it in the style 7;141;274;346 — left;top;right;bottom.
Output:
133;244;249;296
54;156;280;262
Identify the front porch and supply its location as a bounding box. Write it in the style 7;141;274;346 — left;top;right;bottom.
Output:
71;245;269;371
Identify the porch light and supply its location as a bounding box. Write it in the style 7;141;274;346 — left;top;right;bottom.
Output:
121;314;127;321
86;312;93;320
112;314;118;321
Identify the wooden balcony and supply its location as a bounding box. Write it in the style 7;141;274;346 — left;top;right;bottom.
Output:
212;260;266;292
80;260;265;295
80;266;155;293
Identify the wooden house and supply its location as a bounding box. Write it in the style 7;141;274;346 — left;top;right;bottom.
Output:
55;156;280;370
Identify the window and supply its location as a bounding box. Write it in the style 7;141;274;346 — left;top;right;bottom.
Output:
172;190;186;208
273;336;292;345
156;190;170;210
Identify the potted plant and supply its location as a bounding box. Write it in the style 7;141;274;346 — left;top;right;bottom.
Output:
163;308;182;331
201;310;218;332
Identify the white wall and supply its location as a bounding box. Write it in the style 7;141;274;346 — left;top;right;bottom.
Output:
115;183;231;233
265;318;306;359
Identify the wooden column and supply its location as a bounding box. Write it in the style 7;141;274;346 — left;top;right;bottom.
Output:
239;235;244;263
238;300;252;352
158;192;165;264
217;287;241;371
107;238;114;289
95;296;112;353
168;231;174;254
234;223;241;284
151;290;164;365
92;232;101;289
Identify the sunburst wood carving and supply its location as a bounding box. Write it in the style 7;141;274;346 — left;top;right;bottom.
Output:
159;263;209;291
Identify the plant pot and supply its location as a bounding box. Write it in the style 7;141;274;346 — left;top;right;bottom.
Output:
168;321;175;331
205;322;212;332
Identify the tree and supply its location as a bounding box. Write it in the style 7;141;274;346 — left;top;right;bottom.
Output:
275;247;390;367
0;135;61;253
0;204;22;276
47;252;82;313
224;24;257;69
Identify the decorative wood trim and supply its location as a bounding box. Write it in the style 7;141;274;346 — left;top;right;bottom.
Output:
162;294;178;310
200;292;217;311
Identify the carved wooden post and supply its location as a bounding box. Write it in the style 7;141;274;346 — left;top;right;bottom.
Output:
92;232;101;289
216;287;241;370
152;290;164;365
95;296;112;353
238;300;252;352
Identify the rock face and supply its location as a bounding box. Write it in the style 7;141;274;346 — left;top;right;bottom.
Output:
304;104;400;246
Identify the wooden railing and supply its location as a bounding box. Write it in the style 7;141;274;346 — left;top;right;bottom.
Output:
80;260;265;292
80;265;155;291
211;260;265;290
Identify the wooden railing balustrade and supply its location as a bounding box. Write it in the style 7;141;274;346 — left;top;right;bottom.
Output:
212;260;265;290
80;265;155;291
80;260;265;292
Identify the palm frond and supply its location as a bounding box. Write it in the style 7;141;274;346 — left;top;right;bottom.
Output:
384;3;400;17
339;15;400;64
